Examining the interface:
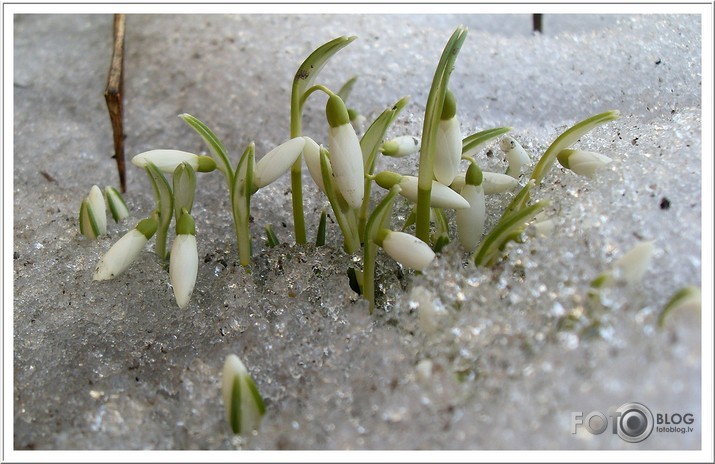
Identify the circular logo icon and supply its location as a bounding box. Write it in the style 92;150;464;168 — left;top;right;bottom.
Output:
616;402;654;443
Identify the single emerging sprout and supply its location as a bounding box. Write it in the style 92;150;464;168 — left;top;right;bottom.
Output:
500;135;531;178
326;94;365;209
375;229;436;272
658;286;701;328
132;149;216;174
557;149;613;178
79;185;107;239
105;186;129;223
170;210;198;308
222;354;266;436
93;217;158;280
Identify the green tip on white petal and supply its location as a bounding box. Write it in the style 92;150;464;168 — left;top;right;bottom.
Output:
381;136;421;158
557;149;613;178
465;163;483;186
93;228;149;280
658;286;701;328
374;171;403;190
135;217;159;240
326;94;350;128
440;89;457;121
196;155;217;173
222;354;266;435
176;210;196;236
105;186;129;223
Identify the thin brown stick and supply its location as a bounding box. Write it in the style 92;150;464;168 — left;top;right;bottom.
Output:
104;14;127;192
532;14;543;34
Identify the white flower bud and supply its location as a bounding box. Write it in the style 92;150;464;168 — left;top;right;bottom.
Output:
377;229;436;271
450;171;519;195
253;137;306;188
93;218;157;281
88;185;107;236
131;150;216;174
398;175;469;210
433;117;462;185
557;149;612;178
456;184;486;251
500;135;531;178
613;240;655;286
381;135;421;158
302;136;328;193
170;234;198;309
105;186;129;223
222;354;266;435
327;94;365;209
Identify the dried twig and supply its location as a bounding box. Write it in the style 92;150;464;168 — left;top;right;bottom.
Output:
104;14;127;192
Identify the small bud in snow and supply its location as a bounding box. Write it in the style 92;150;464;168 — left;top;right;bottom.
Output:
375;229;436;271
105;186;129;223
253;137;306;188
170;211;198;309
93;217;158;280
451;171;519;194
79;185;107;239
500;135;531;178
557;149;612;178
456;164;486;251
222;354;266;435
613;240;656;286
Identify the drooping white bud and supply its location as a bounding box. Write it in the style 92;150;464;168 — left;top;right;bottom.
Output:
500;135;531;178
456;164;486;251
253;137;306;189
374;172;470;210
169;212;198;309
376;229;436;271
557;149;613;178
93;217;158;280
381;135;421;158
131;150;216;174
302;136;328;193
433;90;462;186
326;94;365;209
222;354;266;435
451;171;519;195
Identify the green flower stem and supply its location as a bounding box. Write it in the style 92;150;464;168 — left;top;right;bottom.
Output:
290;36;356;244
358;97;409;241
145;162;174;259
416;26;468;243
363;186;401;314
231;143;255;266
319;146;359;253
473;200;548;267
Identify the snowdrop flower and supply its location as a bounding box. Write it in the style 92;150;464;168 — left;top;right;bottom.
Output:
170;210;198;309
131;149;216;174
557;148;612;178
433;90;462;185
375;229;436;271
105;186;129;223
456;164;486;251
374;171;469;210
381;135;421;158
93;217;158;280
450;171;519;195
253;137;306;189
79;185;107;239
613;240;655;286
326;94;364;209
222;354;266;435
302;136;328;193
500;135;531;178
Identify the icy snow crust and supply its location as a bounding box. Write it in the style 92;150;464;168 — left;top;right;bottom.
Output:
13;14;701;449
